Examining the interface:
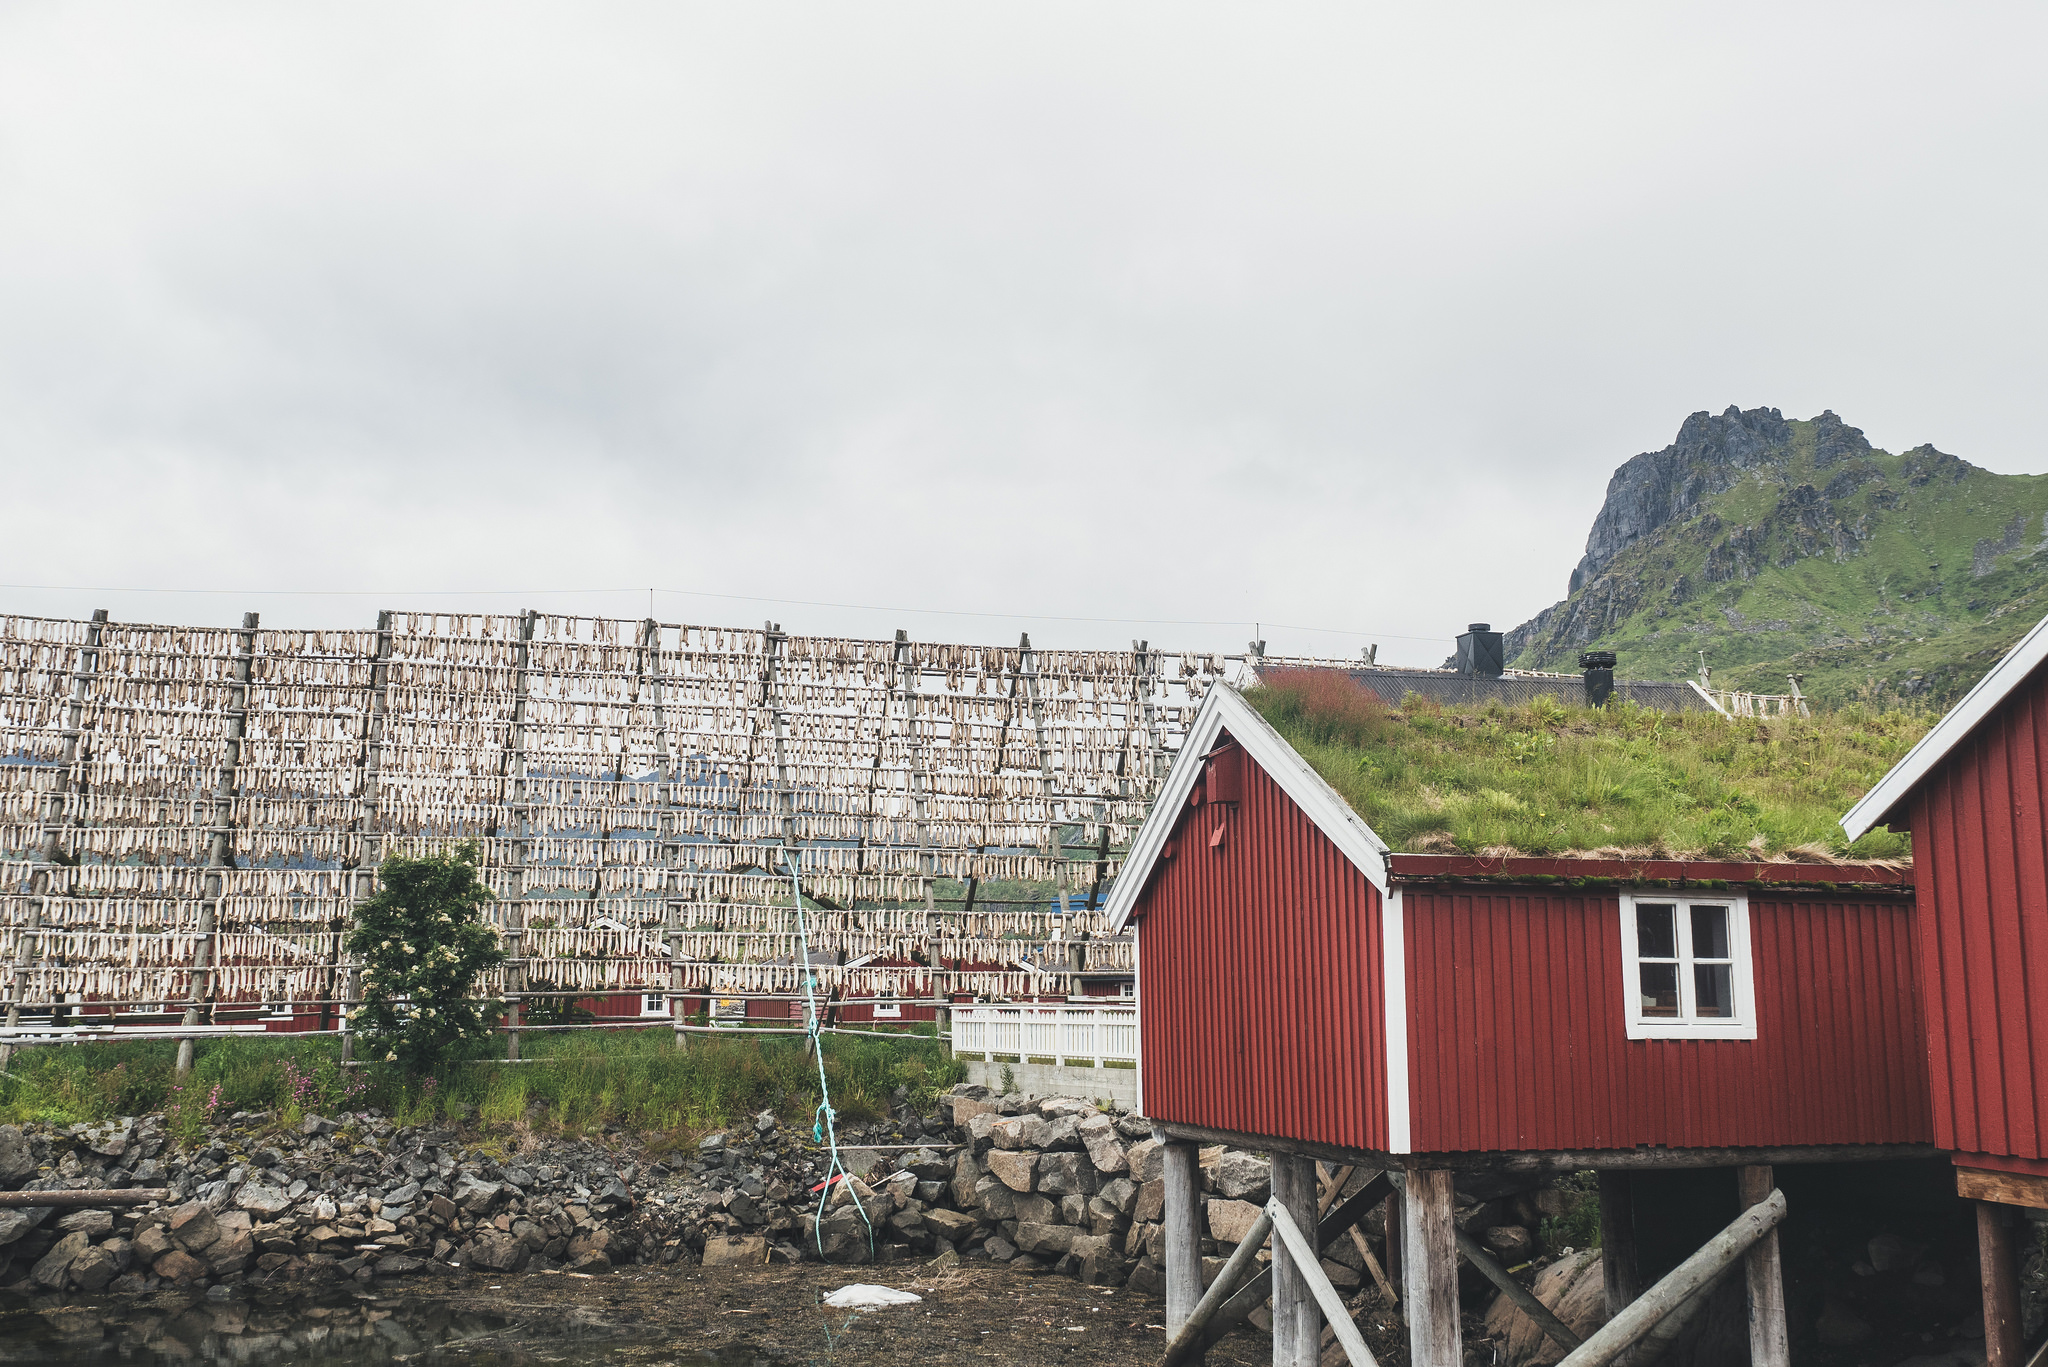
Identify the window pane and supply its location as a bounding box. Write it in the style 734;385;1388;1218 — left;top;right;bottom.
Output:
1695;963;1734;1018
1637;905;1677;959
1691;905;1730;960
1639;963;1680;1017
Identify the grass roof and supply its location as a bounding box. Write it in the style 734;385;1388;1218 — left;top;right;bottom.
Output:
1243;670;1928;862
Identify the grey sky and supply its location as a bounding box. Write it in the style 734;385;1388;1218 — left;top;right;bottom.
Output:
2;4;2042;665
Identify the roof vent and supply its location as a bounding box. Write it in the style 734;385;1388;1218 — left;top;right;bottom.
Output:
1455;623;1504;678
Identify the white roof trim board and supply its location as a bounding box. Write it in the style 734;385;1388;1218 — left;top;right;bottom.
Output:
1104;685;1390;933
1842;609;2048;841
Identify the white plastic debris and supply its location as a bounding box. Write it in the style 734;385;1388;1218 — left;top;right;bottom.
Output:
823;1284;924;1309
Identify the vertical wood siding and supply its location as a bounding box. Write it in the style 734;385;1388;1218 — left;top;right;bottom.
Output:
1402;886;1930;1152
1135;737;1388;1151
1912;664;2048;1160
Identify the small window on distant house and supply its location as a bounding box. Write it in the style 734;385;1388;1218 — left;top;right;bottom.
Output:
642;993;668;1017
873;991;902;1019
1619;892;1756;1039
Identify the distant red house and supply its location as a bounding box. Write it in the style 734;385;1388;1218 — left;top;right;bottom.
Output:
1107;684;1930;1367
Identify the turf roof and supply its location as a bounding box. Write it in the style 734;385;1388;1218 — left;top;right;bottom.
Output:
1242;670;1927;862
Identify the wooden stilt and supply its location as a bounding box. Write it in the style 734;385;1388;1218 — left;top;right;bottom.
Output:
1737;1166;1788;1367
1272;1153;1320;1367
180;612;258;1077
1164;1140;1205;1360
501;609;536;1063
1979;1201;2022;1367
1599;1170;1642;1319
1383;1188;1403;1289
1402;1169;1461;1367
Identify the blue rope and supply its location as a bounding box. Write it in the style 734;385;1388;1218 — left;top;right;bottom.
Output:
786;854;873;1258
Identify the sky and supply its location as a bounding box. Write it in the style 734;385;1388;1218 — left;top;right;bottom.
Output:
1;4;2043;666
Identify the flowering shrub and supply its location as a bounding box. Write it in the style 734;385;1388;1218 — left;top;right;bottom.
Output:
166;1081;223;1146
345;843;506;1075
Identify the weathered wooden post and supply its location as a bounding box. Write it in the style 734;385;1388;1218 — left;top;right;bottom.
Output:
1402;1169;1461;1367
1599;1171;1641;1318
1272;1152;1320;1367
179;611;258;1077
1400;1172;1466;1367
1163;1139;1205;1359
1978;1201;2022;1367
1737;1166;1788;1367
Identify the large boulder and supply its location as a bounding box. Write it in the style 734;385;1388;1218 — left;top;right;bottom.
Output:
1079;1115;1129;1173
152;1249;209;1284
924;1208;980;1244
950;1152;983;1208
990;1115;1051;1150
1125;1138;1164;1184
985;1150;1039;1193
1205;1199;1263;1246
0;1210;38;1246
1214;1152;1270;1203
703;1234;769;1266
237;1183;293;1217
0;1126;34;1185
1036;1152;1099;1198
1013;1222;1076;1258
452;1173;504;1214
1482;1249;1609;1367
32;1232;91;1289
167;1201;220;1252
69;1244;120;1291
466;1231;528;1272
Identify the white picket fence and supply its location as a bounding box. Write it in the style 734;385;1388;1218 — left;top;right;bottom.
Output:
950;1004;1138;1068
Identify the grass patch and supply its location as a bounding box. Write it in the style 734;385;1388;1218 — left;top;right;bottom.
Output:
1248;671;1924;859
0;1027;964;1138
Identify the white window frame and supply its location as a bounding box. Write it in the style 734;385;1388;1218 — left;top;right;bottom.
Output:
1618;890;1757;1040
871;990;902;1020
641;993;669;1018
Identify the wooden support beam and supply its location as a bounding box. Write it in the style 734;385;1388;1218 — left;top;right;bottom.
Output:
1272;1153;1319;1367
1162;1206;1273;1367
1265;1197;1380;1367
1164;1140;1204;1357
1556;1188;1786;1367
1198;1172;1394;1354
1455;1225;1581;1353
1980;1201;2023;1367
1960;1166;2048;1211
1147;1120;1937;1175
1401;1169;1461;1367
1599;1170;1641;1320
1737;1166;1788;1367
501;609;536;1063
339;609;394;1066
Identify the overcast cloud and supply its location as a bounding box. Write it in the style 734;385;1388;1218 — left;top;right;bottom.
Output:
1;3;2042;664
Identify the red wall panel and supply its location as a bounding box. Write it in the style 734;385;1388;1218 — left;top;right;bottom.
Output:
1911;662;2048;1161
1403;886;1931;1153
1135;736;1388;1151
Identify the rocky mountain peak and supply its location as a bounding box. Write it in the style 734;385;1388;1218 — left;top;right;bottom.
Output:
1569;406;1793;593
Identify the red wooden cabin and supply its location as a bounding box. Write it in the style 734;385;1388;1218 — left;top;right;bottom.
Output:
1844;611;2048;1366
1107;685;1931;1367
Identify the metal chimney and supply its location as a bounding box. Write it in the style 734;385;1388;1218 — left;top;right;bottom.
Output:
1579;651;1616;708
1455;623;1504;678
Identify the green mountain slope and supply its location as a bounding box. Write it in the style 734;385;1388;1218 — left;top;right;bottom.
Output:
1506;407;2048;707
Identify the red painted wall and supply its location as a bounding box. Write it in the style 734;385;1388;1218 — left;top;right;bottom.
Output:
1909;660;2048;1162
1402;885;1931;1152
1135;735;1389;1151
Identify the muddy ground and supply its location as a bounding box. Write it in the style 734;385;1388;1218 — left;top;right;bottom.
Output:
426;1261;1290;1364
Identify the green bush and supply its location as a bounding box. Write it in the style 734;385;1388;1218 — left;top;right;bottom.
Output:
346;843;506;1074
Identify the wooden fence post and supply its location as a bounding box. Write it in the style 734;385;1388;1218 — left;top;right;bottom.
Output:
338;609;394;1064
1402;1169;1461;1367
1737;1165;1788;1367
1164;1139;1205;1359
502;609;536;1062
1979;1201;2022;1367
1272;1152;1321;1367
178;611;257;1077
1599;1170;1642;1319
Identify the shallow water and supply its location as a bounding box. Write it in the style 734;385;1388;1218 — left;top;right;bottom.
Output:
0;1288;779;1366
